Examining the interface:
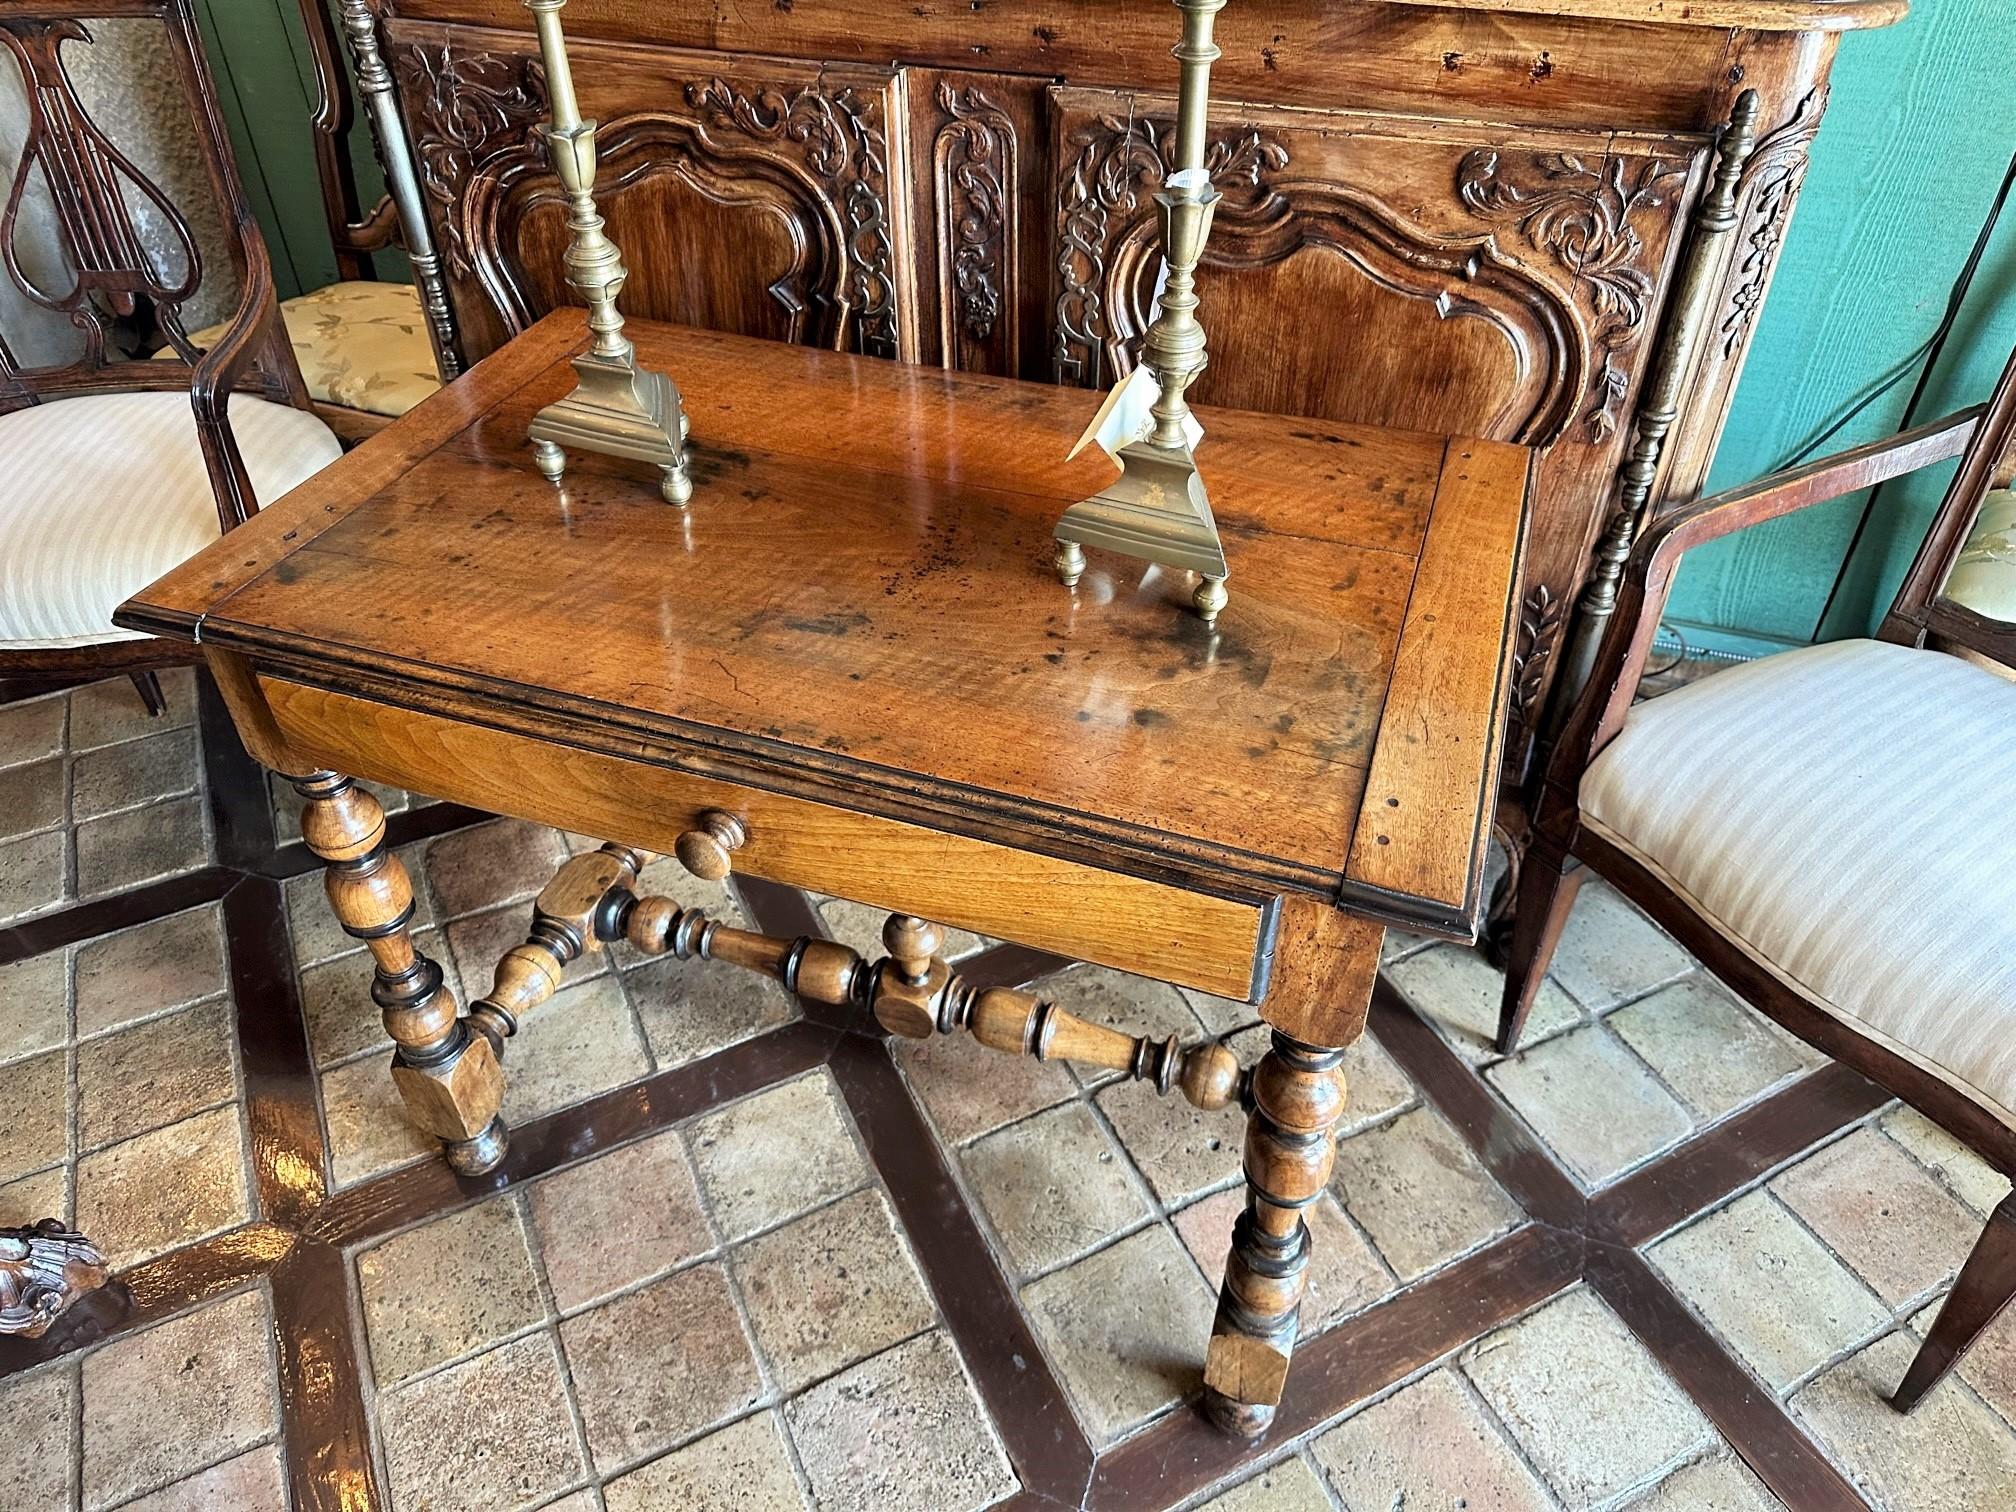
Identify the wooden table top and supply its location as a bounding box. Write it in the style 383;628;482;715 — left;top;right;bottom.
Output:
122;311;1532;935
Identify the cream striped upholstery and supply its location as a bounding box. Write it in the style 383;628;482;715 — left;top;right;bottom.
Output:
1581;639;2016;1126
0;390;341;649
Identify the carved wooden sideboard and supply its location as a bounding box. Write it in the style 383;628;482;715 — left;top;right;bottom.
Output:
368;0;1901;769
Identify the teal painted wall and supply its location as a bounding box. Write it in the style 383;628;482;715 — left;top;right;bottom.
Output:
204;4;2013;654
192;0;391;302
1669;2;2016;653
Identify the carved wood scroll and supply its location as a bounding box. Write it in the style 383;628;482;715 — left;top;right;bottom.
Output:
933;81;1017;369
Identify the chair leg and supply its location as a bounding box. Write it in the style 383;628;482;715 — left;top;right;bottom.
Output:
1495;850;1584;1055
1892;1192;2016;1412
128;670;166;716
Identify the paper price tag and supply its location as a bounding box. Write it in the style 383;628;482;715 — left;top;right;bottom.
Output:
1066;361;1204;465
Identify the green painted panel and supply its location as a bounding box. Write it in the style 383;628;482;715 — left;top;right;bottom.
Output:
1669;1;2016;645
194;0;395;301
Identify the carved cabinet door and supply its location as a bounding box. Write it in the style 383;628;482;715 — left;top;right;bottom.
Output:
1044;88;1707;752
384;24;914;367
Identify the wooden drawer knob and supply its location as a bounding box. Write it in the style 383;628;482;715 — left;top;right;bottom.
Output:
675;810;748;881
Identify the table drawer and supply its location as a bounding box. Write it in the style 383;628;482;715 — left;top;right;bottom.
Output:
259;677;1270;1000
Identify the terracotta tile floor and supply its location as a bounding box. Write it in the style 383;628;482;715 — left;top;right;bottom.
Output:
2;671;2013;1510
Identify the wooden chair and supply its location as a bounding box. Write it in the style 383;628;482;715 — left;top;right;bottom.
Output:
169;0;449;445
0;0;342;705
1496;342;2016;1411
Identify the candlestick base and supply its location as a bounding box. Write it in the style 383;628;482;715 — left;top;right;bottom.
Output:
1054;437;1230;623
528;348;694;506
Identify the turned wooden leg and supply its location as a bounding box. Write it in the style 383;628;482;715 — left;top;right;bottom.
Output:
1496;849;1584;1055
1892;1193;2016;1411
294;771;506;1176
1203;1031;1348;1436
128;670;167;717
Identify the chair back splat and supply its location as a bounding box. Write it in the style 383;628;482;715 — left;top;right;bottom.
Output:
0;1;305;431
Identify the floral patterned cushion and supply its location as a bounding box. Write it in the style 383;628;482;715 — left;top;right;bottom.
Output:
184;280;441;418
1949;488;2016;624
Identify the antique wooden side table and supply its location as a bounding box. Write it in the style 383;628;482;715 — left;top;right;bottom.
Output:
118;310;1532;1436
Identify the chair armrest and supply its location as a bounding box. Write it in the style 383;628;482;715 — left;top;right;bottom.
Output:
1536;405;1984;815
188;223;298;532
1638;407;1983;574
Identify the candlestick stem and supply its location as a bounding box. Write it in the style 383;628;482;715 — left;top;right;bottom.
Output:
522;0;693;505
1052;0;1232;623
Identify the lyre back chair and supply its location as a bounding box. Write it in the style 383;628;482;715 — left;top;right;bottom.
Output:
1496;340;2016;1411
0;0;342;703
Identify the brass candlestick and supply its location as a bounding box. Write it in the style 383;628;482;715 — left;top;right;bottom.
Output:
522;0;693;505
1054;0;1230;623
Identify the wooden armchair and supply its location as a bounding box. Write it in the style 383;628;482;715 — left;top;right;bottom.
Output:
1496;343;2016;1411
0;0;342;704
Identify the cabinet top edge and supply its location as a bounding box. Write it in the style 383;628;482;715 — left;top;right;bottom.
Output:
1378;0;1905;31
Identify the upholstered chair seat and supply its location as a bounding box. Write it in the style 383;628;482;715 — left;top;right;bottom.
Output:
1949;488;2016;621
1580;638;2016;1125
185;280;441;419
0;390;341;649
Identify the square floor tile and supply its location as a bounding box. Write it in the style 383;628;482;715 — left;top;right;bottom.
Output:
1021;1222;1216;1444
1792;1330;2016;1511
1334;1031;1418;1137
1462;1287;1711;1505
734;1187;935;1392
784;1331;1015;1511
73;904;227;1037
1548;880;1695;1011
76;997;236;1150
0;950;67;1067
1487;1023;1691;1185
1772;1125;1981;1309
0;827;69;922
75;794;207;898
0;1362;75;1511
424;818;568;919
1178;985;1261;1038
70;727;199;821
689;1071;869;1242
320;1052;435;1187
381;1332;586;1512
623;952;797;1070
1097;1061;1247;1207
0;1047;68;1185
1608;975;1806;1122
1649;1190;1889;1391
1331;1105;1521;1280
1310;1369;1551;1510
1628;1451;1779;1511
502;975;652;1124
69;669;194;751
1174;1188;1392;1333
0;692;65;769
893;1027;1078;1146
1196;1454;1332;1512
603;1410;802;1512
1880;1105;2014;1219
962;1101;1151;1278
80;1288;277;1510
559;1262;762;1472
1956;1294;2016;1428
120;1442;287;1511
528;1131;713;1314
1386;944;1580;1064
0;1165;71;1227
75;1104;248;1265
359;1196;545;1386
0;755;64;839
